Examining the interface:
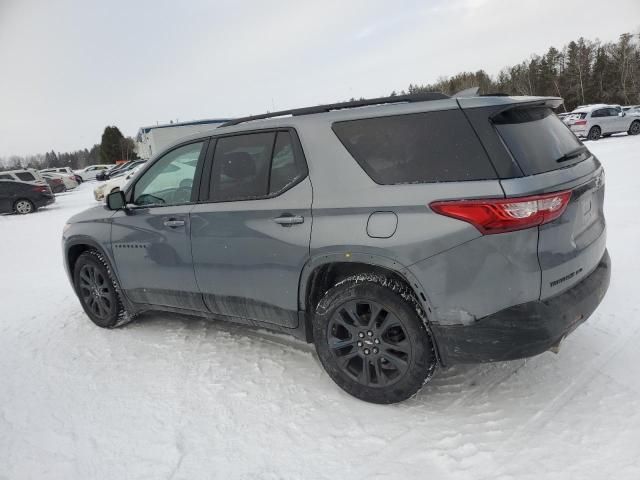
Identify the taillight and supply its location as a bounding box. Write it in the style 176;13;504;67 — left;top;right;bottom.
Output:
32;185;49;193
573;120;587;126
430;190;572;235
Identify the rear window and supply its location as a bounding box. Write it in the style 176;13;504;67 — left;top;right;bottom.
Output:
493;107;587;176
16;172;35;181
332;110;496;184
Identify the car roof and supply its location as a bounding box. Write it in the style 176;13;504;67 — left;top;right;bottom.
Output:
151;94;562;159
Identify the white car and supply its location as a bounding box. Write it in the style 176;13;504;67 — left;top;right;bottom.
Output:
40;171;78;190
566;104;640;140
0;168;48;186
94;165;143;201
41;167;83;184
74;164;110;182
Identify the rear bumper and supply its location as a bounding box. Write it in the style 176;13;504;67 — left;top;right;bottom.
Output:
35;194;56;208
431;249;611;365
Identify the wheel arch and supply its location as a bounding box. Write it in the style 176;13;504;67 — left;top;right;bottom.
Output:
298;253;437;340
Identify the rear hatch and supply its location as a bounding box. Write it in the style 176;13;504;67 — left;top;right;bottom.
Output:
461;98;606;299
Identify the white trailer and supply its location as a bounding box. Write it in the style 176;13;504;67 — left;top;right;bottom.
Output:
135;119;230;159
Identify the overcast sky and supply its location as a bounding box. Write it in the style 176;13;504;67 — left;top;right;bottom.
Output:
0;0;638;157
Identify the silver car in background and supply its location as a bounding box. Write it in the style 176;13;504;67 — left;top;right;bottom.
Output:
567;104;640;140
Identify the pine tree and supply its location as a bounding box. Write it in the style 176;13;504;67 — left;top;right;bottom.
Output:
100;126;125;164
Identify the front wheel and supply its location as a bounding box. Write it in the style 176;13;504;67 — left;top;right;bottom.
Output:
73;250;131;328
313;276;437;404
587;126;601;140
629;120;640;136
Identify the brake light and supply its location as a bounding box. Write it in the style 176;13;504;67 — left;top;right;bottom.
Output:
32;185;49;193
573;120;587;126
430;190;572;234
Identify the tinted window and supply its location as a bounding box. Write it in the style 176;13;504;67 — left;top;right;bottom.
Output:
133;141;204;206
332;110;495;184
269;131;305;194
494;107;586;176
210;132;275;202
592;109;607;118
16;172;35;181
0;174;11;180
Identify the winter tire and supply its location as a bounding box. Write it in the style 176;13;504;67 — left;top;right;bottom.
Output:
313;275;437;404
587;126;601;141
14;199;35;214
73;250;131;328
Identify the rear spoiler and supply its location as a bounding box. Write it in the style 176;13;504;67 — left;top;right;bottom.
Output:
456;96;564;112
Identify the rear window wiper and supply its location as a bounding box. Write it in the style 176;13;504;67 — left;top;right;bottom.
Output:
556;146;588;163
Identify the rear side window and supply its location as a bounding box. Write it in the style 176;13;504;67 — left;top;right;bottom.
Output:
210;132;274;202
0;174;11;180
269;131;304;194
493;107;586;176
209;130;307;202
332;110;496;184
16;172;35;181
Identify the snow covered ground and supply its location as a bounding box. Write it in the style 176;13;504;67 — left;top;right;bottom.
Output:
1;135;640;480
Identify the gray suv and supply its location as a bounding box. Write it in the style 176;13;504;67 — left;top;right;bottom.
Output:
63;93;610;404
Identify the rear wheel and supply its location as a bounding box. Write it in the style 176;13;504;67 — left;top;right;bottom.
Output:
73;250;130;328
629;120;640;136
313;276;437;404
587;126;601;140
14;199;35;214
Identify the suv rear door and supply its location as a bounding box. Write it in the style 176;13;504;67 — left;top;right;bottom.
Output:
190;129;312;328
468;101;606;300
592;107;616;134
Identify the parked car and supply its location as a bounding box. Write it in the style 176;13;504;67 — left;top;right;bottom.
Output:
63;93;610;404
0;180;54;214
93;164;143;201
97;160;145;181
557;112;572;124
567;104;640;139
623;106;640;116
74;165;110;182
96;164;122;181
0;168;47;186
41;174;66;193
41;171;78;190
41;167;83;184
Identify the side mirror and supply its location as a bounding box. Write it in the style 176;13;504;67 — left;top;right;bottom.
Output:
106;190;127;210
619;112;625;117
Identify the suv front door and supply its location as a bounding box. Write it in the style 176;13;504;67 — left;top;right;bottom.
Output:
110;140;209;311
190;130;312;328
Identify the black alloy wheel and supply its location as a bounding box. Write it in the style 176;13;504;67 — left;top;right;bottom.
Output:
327;299;411;387
78;263;114;321
314;276;437;404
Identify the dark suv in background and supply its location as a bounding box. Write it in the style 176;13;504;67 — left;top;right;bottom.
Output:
62;93;610;403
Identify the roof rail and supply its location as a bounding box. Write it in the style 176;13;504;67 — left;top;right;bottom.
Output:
220;92;449;127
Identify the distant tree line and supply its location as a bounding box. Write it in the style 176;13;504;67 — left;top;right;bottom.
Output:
0;126;137;172
394;32;640;112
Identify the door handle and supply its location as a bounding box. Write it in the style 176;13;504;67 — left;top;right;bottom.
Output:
273;214;304;226
163;219;186;228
